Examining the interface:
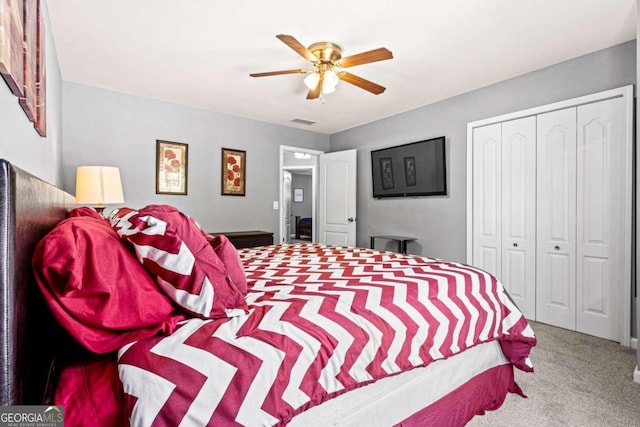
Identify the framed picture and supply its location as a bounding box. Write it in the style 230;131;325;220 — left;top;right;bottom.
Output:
0;0;25;97
221;148;246;196
33;0;45;136
379;157;394;190
404;156;416;187
156;140;188;195
18;0;37;122
294;188;303;203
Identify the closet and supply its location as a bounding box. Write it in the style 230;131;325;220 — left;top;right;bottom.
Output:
466;86;633;344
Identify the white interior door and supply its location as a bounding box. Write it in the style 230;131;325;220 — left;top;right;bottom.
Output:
536;107;577;331
282;170;292;243
319;149;357;246
472;123;502;278
501;117;537;319
575;98;626;341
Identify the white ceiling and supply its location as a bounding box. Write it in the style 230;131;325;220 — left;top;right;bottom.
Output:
46;0;636;135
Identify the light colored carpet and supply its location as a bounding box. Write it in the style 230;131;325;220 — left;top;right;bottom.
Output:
468;321;640;427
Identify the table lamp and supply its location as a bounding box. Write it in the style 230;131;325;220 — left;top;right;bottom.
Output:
75;166;124;215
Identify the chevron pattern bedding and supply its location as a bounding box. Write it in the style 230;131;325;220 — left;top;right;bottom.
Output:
117;243;536;426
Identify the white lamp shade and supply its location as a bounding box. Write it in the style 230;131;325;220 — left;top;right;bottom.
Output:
75;166;125;206
304;72;320;90
322;70;339;94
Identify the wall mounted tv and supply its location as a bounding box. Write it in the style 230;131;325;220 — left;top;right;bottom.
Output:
371;136;447;198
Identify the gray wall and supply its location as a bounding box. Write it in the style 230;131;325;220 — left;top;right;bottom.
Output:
290;174;312;218
0;2;62;184
330;41;636;263
61;83;330;234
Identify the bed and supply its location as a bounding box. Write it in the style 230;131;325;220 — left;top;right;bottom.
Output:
295;216;312;240
0;159;536;426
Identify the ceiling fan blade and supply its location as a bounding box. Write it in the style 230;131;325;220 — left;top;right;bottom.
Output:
276;34;317;62
338;72;386;95
338;47;393;68
250;69;310;77
306;76;323;99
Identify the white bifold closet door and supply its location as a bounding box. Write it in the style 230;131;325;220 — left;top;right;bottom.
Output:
500;118;536;320
471;124;501;279
472;117;536;319
576;98;626;340
536;98;626;341
536;107;577;331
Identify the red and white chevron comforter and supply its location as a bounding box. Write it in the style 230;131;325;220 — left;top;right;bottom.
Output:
118;244;536;426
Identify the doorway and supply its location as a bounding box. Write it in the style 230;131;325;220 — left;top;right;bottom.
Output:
279;145;322;244
286;168;314;243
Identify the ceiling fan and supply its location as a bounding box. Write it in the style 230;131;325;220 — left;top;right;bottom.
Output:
250;34;393;100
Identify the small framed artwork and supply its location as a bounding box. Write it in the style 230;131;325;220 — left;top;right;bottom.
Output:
380;157;394;190
156;140;188;195
294;188;303;203
222;148;246;196
404;156;416;187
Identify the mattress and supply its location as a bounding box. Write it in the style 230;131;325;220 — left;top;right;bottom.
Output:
290;339;510;426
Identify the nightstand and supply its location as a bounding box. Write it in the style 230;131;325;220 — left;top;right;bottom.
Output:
209;230;274;249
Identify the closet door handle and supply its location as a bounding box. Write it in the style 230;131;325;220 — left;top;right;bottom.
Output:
513;243;518;247
554;245;560;251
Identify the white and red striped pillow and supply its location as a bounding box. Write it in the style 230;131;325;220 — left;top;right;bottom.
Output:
109;205;247;319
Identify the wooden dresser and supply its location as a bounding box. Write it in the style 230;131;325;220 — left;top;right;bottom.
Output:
209;230;274;249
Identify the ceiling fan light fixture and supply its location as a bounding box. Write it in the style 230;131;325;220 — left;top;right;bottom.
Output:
321;84;336;95
304;72;320;90
321;69;339;94
250;34;393;99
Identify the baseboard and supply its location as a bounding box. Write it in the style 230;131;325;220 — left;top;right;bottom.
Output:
629;339;638;384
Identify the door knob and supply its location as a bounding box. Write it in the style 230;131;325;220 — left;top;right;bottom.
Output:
554;245;560;251
513;243;518;247
347;217;355;222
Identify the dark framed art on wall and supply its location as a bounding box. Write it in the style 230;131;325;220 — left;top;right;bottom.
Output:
222;148;246;196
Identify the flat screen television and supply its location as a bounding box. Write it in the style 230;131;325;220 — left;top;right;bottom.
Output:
371;136;447;198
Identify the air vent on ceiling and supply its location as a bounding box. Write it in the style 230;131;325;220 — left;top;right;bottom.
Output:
291;118;317;126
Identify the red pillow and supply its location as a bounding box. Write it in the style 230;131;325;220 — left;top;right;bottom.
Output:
33;216;184;354
110;205;247;319
207;234;248;295
55;356;126;427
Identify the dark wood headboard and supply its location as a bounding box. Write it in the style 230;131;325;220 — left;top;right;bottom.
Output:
0;159;74;404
